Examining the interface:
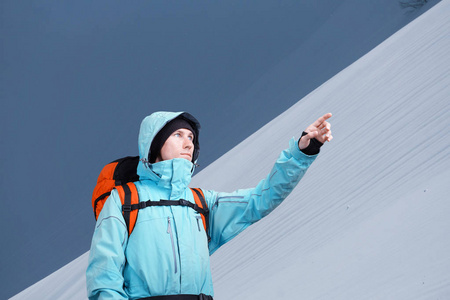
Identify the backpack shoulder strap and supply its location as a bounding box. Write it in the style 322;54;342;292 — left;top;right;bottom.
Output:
191;188;210;242
115;182;140;236
112;185;208;240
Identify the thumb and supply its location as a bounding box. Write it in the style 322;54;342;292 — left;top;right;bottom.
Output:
299;131;318;150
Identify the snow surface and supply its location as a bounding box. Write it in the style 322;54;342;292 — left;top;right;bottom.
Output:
11;0;450;299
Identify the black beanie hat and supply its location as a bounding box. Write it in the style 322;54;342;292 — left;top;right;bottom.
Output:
149;117;196;163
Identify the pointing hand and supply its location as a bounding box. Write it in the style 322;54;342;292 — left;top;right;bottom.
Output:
298;113;333;150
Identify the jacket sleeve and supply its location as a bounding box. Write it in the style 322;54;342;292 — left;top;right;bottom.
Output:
86;190;129;300
205;137;318;255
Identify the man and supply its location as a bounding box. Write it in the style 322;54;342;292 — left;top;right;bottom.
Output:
86;111;332;300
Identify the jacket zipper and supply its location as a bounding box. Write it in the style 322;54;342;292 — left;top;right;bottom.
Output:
167;217;178;274
195;215;202;232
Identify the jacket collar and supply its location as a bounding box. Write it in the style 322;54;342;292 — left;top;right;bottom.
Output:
137;158;193;199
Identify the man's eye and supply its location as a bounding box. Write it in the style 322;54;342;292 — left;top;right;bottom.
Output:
188;136;193;141
174;133;181;137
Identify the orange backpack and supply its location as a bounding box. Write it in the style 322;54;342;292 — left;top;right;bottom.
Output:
92;156;209;239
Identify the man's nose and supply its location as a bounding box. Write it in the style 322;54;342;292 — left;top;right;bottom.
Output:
184;138;193;148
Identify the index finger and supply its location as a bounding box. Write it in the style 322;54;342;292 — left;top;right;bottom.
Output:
312;113;332;127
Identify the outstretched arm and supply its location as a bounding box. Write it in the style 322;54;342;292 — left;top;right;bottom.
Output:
206;113;334;254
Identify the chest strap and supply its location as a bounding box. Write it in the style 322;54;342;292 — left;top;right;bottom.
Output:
122;198;209;216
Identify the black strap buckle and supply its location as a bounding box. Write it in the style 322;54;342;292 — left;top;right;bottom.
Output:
179;199;190;206
122;204;132;212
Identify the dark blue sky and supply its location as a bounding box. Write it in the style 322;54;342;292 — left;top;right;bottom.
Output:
0;0;434;298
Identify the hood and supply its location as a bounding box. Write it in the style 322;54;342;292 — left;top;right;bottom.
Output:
137;111;201;178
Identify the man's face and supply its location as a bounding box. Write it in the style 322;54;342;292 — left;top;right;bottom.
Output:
156;128;194;163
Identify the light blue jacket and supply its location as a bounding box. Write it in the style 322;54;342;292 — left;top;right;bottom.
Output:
86;111;317;299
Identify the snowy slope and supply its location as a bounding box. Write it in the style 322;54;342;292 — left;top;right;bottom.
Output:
11;0;450;299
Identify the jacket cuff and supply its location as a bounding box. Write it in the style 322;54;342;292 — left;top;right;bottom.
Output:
298;131;323;155
289;137;318;162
